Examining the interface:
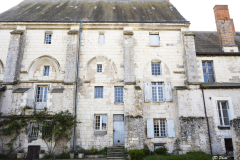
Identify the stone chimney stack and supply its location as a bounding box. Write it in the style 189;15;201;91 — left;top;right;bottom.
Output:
214;5;238;52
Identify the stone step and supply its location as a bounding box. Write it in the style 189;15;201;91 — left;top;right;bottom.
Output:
107;154;125;157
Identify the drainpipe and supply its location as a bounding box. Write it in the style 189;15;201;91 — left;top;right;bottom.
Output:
201;89;213;155
73;23;83;151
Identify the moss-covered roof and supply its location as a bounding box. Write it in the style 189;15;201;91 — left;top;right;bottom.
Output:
0;0;189;23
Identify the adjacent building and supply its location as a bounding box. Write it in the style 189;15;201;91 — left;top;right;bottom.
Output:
0;0;239;159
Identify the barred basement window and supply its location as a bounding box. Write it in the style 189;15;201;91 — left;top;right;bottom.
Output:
95;115;107;131
202;61;214;82
42;121;53;137
152;82;164;102
151;62;161;75
115;87;124;103
29;122;39;137
154;119;166;137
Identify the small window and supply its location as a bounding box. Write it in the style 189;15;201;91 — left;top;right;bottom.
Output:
45;34;52;44
97;64;102;73
98;34;105;44
154;119;166;137
95;87;103;98
149;34;160;46
217;101;230;126
152;62;161;75
29;122;39;137
154;146;165;150
152;82;164;102
202;61;214;82
95;115;107;131
115;87;124;103
43;66;50;76
36;86;48;102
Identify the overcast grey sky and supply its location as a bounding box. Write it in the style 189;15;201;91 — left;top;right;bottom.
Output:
0;0;239;31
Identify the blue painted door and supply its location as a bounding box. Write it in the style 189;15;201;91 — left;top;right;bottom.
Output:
113;115;124;145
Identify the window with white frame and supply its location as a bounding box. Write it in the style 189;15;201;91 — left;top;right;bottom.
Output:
43;66;50;76
95;87;103;98
98;34;105;44
149;34;160;46
115;87;124;103
95;115;107;131
151;62;161;75
45;34;52;44
217;101;230;126
97;64;102;73
154;119;166;137
152;82;164;102
28;122;39;137
36;86;48;102
202;61;214;82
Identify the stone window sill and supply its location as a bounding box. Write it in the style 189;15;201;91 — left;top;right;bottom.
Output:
154;136;167;138
149;45;160;47
218;125;230;130
114;102;124;105
94;131;107;136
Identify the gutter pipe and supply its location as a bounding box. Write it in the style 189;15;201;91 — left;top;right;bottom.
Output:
201;89;213;155
73;22;83;151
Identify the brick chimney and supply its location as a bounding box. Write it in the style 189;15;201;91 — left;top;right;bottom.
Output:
214;5;238;52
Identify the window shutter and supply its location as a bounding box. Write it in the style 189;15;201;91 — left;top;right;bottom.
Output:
164;82;173;102
99;35;105;44
149;35;160;46
227;102;232;121
144;82;152;102
167;119;175;138
147;118;154;138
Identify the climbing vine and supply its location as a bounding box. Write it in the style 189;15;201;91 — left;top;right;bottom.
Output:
0;110;79;158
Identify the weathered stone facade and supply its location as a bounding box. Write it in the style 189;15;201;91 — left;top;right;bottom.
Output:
0;0;239;159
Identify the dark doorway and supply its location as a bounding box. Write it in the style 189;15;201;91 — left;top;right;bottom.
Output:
26;146;40;160
225;139;233;157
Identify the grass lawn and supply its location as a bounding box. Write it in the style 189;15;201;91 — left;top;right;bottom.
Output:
143;153;232;160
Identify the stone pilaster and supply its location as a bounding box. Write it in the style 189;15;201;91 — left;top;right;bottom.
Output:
230;118;240;160
182;32;200;83
123;29;135;84
3;29;26;83
64;30;79;84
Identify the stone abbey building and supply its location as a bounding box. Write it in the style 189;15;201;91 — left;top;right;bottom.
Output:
0;0;240;159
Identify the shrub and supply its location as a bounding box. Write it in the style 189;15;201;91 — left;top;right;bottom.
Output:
129;149;145;160
0;154;7;159
90;147;98;154
43;155;51;159
141;148;150;156
55;152;70;159
155;147;167;155
99;147;108;155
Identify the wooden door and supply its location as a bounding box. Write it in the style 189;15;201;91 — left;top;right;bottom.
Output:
113;115;124;145
27;146;40;160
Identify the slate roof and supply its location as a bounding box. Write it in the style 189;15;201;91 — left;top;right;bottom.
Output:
51;88;64;93
0;0;189;23
13;88;30;93
193;31;240;53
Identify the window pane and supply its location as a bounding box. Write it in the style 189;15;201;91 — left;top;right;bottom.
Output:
160;119;166;137
152;63;161;75
95;116;100;130
207;62;212;67
208;68;213;73
46;34;52;44
158;87;164;101
149;35;160;46
154;120;159;137
95;87;103;98
204;75;208;82
152;87;157;102
44;66;50;76
209;75;214;82
102;116;107;130
115;87;124;103
203;68;207;73
202;62;206;66
224;118;230;125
